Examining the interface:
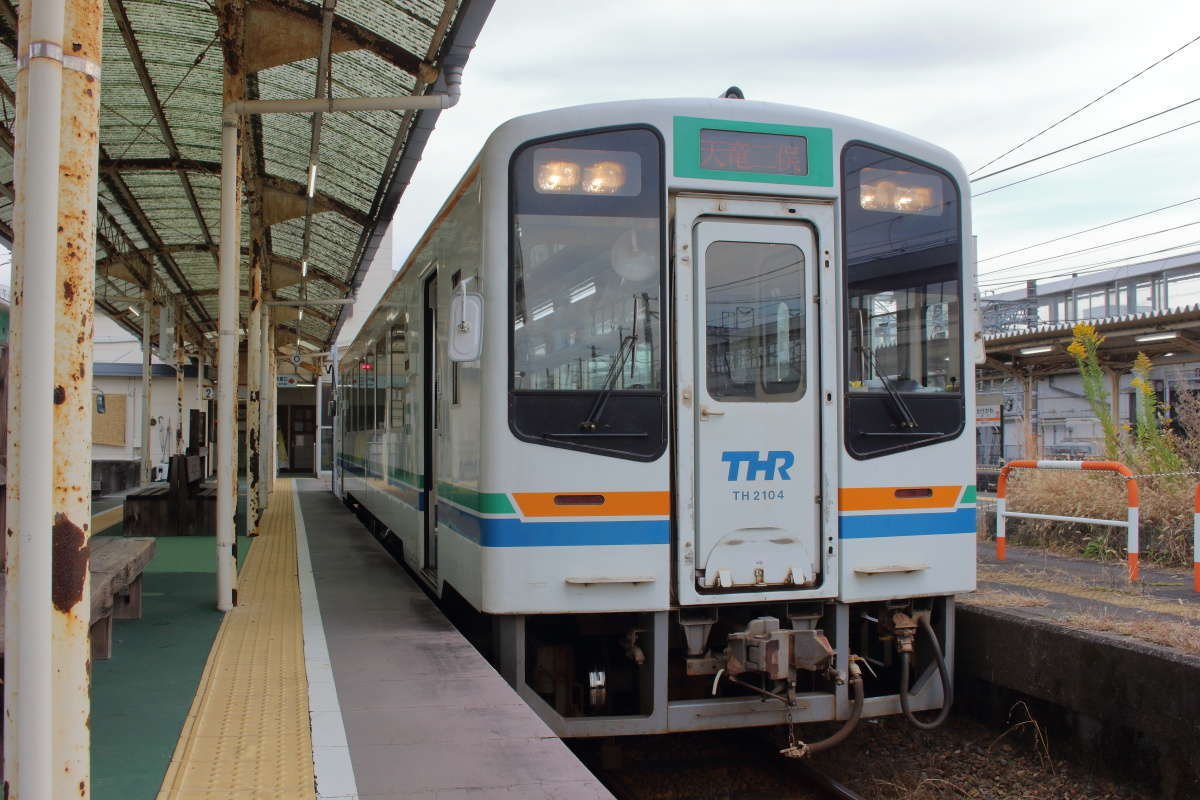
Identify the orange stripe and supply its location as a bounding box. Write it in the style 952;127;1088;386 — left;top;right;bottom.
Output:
838;486;962;511
513;491;671;517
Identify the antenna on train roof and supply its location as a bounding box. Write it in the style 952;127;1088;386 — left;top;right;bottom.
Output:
720;86;744;99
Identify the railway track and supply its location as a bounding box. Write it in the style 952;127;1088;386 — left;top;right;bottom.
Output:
569;728;877;800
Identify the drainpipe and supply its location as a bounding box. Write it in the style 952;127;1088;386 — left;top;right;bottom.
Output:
216;109;239;610
198;351;208;476
223;71;464;118
9;0;67;796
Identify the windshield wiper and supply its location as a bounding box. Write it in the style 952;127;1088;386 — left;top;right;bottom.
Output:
858;344;920;432
579;333;638;432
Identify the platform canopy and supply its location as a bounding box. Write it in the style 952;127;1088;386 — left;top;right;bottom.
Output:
983;304;1200;377
0;0;490;358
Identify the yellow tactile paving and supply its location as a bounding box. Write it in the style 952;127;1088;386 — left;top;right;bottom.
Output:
158;479;316;800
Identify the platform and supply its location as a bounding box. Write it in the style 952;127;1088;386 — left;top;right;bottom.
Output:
959;538;1200;794
97;477;611;799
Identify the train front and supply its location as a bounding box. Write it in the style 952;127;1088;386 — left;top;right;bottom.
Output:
478;100;975;744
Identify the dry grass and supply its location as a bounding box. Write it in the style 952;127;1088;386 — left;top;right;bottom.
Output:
1004;470;1194;567
1063;611;1200;655
961;589;1051;608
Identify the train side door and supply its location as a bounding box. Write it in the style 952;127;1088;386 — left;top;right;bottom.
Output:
422;273;439;574
682;211;821;595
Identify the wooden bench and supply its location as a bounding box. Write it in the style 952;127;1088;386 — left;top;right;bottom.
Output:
0;536;156;661
124;454;215;536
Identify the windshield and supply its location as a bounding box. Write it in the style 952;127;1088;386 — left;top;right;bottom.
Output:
509;126;665;461
513;215;660;391
842;143;964;457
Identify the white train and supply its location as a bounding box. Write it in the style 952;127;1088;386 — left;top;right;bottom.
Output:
333;94;976;748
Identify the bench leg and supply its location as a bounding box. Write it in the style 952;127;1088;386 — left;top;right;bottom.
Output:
91;614;113;661
114;575;144;620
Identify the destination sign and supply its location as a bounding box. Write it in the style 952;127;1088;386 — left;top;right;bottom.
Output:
699;129;808;176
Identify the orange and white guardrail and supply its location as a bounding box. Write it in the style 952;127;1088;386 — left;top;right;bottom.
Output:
996;460;1140;583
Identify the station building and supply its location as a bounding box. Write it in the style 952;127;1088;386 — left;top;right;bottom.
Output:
977;249;1200;469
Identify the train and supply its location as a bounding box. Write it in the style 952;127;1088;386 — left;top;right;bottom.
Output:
332;92;976;751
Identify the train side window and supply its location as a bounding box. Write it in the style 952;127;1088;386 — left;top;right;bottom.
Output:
841;143;964;459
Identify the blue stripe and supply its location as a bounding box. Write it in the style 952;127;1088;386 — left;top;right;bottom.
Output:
438;501;669;548
839;508;976;539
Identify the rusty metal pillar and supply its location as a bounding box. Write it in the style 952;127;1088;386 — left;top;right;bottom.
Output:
51;0;103;792
141;287;153;484
215;0;244;610
175;301;186;455
246;244;262;534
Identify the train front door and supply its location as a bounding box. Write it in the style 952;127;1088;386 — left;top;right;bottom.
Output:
676;201;822;597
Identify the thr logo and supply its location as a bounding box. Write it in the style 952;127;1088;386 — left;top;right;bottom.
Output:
721;451;795;481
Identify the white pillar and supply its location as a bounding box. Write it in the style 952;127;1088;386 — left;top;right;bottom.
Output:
141;289;153;484
8;0;66;795
259;311;271;509
215;113;240;610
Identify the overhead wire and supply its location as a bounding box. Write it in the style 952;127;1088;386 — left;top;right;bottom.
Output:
978;220;1200;278
969;31;1200;176
972;117;1200;198
978;239;1200;290
979;196;1200;262
970;96;1200;183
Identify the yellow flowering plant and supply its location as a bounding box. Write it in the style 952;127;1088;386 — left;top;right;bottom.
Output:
1068;323;1119;459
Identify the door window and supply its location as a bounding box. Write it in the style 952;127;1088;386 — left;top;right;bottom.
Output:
704;241;805;402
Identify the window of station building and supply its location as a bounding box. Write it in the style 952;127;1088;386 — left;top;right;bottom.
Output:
1168;271;1200;308
509;126;666;461
704;241;806;402
842;143;964;458
1135;280;1158;313
1074;289;1106;321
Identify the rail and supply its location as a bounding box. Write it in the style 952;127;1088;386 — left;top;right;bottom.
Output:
997;460;1140;583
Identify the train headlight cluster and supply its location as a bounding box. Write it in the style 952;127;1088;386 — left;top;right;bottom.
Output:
533;147;640;196
859;167;941;215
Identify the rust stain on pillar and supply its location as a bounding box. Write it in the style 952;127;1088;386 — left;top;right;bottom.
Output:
51;514;89;614
53;0;104;795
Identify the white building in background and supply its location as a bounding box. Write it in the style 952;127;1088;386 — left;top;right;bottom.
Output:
90;313;211;492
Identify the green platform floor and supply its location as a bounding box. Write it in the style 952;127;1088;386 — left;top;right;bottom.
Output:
90;493;251;800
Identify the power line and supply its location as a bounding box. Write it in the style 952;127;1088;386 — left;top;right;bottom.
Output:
978;239;1200;290
972;117;1200;198
969;31;1200;176
979;196;1200;262
979;220;1200;278
970;96;1200;183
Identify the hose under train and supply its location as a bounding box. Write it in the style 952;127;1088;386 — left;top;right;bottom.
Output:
899;612;953;730
801;662;865;755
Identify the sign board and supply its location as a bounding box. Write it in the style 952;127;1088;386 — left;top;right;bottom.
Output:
203;386;214;400
976;404;1001;423
277;374;300;388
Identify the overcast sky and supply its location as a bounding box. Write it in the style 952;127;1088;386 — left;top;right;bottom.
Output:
378;0;1200;304
5;1;1199;320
